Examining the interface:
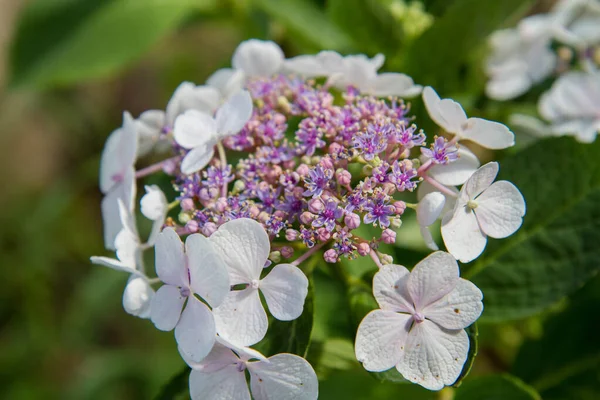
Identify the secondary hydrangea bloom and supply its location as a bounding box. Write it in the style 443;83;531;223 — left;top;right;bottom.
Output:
538;71;600;143
151;227;230;362
99;112;137;249
441;162;526;263
174;90;253;174
185;338;318;400
355;252;483;390
423;87;515;149
210;219;309;346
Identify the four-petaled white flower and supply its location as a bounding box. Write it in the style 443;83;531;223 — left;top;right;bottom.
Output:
441;162;526;263
136;82;221;157
355;251;483;390
150;227;230;362
99;112;138;250
423;87;515;150
417;192;446;251
539;71;600;143
209;218;309;346
174;90;253;174
184;337;318;400
206;39;285;101
285;51;422;98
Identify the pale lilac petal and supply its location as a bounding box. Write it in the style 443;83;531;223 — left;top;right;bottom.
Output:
150;284;186;331
355;310;412;372
215;90;253;137
232;39;284;77
260;264;308;321
407;251;460;311
209;218;270;284
186;233;230;308
123;275;154;319
190;365;251;400
417;181;458;216
173;110;217;149
99;113;138;194
182;340;240;372
438;99;468;134
475;181;526;239
464;162;499;200
90;256;136;273
101;171;136;251
396;319;469;390
175;297;217;363
372;264;414;313
248;354;319;400
417;192;446;227
428;147;480;186
181;144;215;175
154;227;186;286
423;279;483;330
213;288;268;347
461;118;515;149
216;336;268;362
136;109;165;156
441;206;487;263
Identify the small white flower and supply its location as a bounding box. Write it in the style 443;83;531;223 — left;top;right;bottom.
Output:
538;71;600;143
209;218;309;347
355;251;483;391
184;338;318;400
417;192;446;251
427;146;480;186
136;82;221;157
140;185;168;244
91;200;154;318
441;162;526;263
150;227;230;362
552;0;600;49
99;112;138;250
285;51;422;98
422;86;515;149
174;90;253;174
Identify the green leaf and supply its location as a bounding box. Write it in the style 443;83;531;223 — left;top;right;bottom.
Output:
400;0;533;92
452;323;479;387
254;275;315;357
253;0;352;51
512;275;600;399
154;366;190;400
466;137;600;321
327;0;402;54
454;374;541;400
9;0;214;88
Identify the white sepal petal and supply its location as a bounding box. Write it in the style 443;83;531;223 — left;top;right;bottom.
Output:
190;365;251;400
260;264;309;321
213;288;268;347
423;279;483;330
461;118;515;149
475;181;526;239
248;354;319;400
175;297;217;363
441;207;487;264
150;284;186;331
186;233;230;308
173;110;217;149
372;264;414;313
154;227;187;286
232;39;284;77
123;275;154;319
417;192;446;227
407;251;459;311
215;90;253;138
181;144;215;175
428;147;480;186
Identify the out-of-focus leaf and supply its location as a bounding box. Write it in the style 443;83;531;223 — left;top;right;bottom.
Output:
400;0;534;92
154;366;190;400
454;374;541;400
466;137;600;321
312;268;353;341
9;0;215;88
512;276;600;400
253;0;353;51
327;0;402;54
453;323;479;387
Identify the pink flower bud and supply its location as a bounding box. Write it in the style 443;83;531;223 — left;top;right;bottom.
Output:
296;163;310;177
286;229;299;241
273;113;286;124
199;188;212;201
381;229;396;244
280;246;294;259
308;198;325;214
344;213;361;230
317;228;331;242
357;242;371;256
181;198;195;211
336;169;352;186
249;206;260;218
215;197;228;213
328;142;343;155
300;212;315;225
324;249;339;263
393;201;407;215
320;157;334;170
273;210;286;219
258;211;270;223
185;220;199;233
202;222;217;237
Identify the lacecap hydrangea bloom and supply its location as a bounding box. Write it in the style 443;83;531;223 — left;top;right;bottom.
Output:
90;38;526;396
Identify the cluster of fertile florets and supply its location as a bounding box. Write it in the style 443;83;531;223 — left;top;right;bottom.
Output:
171;76;434;265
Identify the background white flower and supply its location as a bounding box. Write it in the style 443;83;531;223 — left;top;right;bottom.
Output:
423;87;515;149
355;251;483;390
209;218;309;347
184;338;318;400
99;111;138;250
441;162;526;263
150;227;230;362
174;90;253;174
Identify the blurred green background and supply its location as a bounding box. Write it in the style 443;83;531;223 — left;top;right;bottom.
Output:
1;0;598;399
